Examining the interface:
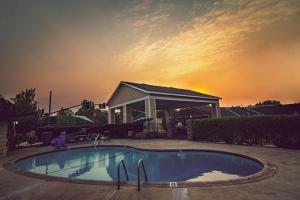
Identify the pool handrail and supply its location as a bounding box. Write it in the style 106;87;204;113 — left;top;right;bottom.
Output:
137;159;148;191
117;160;129;190
93;133;101;146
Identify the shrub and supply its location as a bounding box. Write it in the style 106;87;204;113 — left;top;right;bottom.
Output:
192;115;300;149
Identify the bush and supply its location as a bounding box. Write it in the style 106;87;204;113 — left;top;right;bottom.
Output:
192;115;300;149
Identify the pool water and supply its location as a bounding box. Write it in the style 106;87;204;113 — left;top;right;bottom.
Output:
15;146;263;182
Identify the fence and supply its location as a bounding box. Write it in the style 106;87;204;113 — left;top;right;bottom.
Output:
14;131;43;149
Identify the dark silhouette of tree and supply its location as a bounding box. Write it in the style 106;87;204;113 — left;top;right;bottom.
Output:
56;108;77;126
1;89;40;135
1;89;39;117
77;99;95;114
255;100;281;106
10;88;38;113
0;95;15;117
75;99;107;125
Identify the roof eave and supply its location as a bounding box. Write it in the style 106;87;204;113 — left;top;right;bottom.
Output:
107;81;221;106
148;92;221;100
124;82;220;100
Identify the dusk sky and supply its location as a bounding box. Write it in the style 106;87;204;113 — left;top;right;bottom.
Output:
1;0;300;110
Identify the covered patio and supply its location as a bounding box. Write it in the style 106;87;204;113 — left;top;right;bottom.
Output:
106;81;221;136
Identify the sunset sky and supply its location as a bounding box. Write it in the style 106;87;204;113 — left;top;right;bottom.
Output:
1;0;300;110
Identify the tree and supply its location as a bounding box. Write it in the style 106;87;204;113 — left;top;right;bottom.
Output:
76;100;95;116
1;89;40;137
0;95;15;117
75;99;108;125
56;108;77;126
11;89;38;113
255;100;281;106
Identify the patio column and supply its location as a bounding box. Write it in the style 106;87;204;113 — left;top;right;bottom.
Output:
165;110;170;125
186;118;193;140
123;104;127;123
165;110;174;138
211;102;221;118
108;108;116;124
145;98;157;131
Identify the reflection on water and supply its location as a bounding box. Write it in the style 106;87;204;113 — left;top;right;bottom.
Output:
186;171;240;182
16;147;263;182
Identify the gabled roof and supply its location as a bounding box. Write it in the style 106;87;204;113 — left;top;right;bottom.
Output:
107;81;220;106
122;81;220;99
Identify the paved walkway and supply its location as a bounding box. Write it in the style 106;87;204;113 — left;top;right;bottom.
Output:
1;140;300;200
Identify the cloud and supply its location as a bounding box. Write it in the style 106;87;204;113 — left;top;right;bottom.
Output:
116;0;175;36
1;0;299;107
127;0;151;12
117;0;300;80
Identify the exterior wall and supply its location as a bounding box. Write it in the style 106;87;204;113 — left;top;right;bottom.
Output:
108;84;146;107
0;120;8;158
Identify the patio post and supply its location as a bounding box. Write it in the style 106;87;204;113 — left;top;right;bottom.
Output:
145;98;157;132
211;102;221;118
108;108;116;124
165;110;174;138
186;118;193;140
123;105;127;123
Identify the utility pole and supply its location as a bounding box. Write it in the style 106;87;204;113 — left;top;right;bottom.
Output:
48;91;52;125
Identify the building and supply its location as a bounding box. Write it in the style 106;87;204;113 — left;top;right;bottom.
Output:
106;81;221;135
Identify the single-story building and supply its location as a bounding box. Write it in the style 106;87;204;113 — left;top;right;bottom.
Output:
106;81;221;135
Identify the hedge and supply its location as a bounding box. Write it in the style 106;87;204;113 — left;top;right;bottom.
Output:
192;115;300;149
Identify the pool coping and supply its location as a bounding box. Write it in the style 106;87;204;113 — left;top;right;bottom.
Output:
2;144;277;188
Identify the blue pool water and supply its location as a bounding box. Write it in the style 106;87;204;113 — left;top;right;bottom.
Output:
15;146;263;182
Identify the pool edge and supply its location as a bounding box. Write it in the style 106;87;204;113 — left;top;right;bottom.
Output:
2;144;277;188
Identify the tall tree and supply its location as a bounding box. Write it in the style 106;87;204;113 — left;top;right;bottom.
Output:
11;89;38;113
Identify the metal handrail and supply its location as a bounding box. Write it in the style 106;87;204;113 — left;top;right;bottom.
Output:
93;133;101;146
117;160;129;190
137;159;148;191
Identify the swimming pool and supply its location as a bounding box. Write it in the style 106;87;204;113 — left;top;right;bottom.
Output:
15;146;263;183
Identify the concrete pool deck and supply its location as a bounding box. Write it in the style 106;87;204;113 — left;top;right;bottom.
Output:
0;139;300;200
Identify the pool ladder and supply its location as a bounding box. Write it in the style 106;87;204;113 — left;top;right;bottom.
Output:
117;160;129;190
117;159;148;191
137;159;148;191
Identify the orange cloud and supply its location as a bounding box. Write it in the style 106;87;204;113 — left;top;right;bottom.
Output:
115;0;300;105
